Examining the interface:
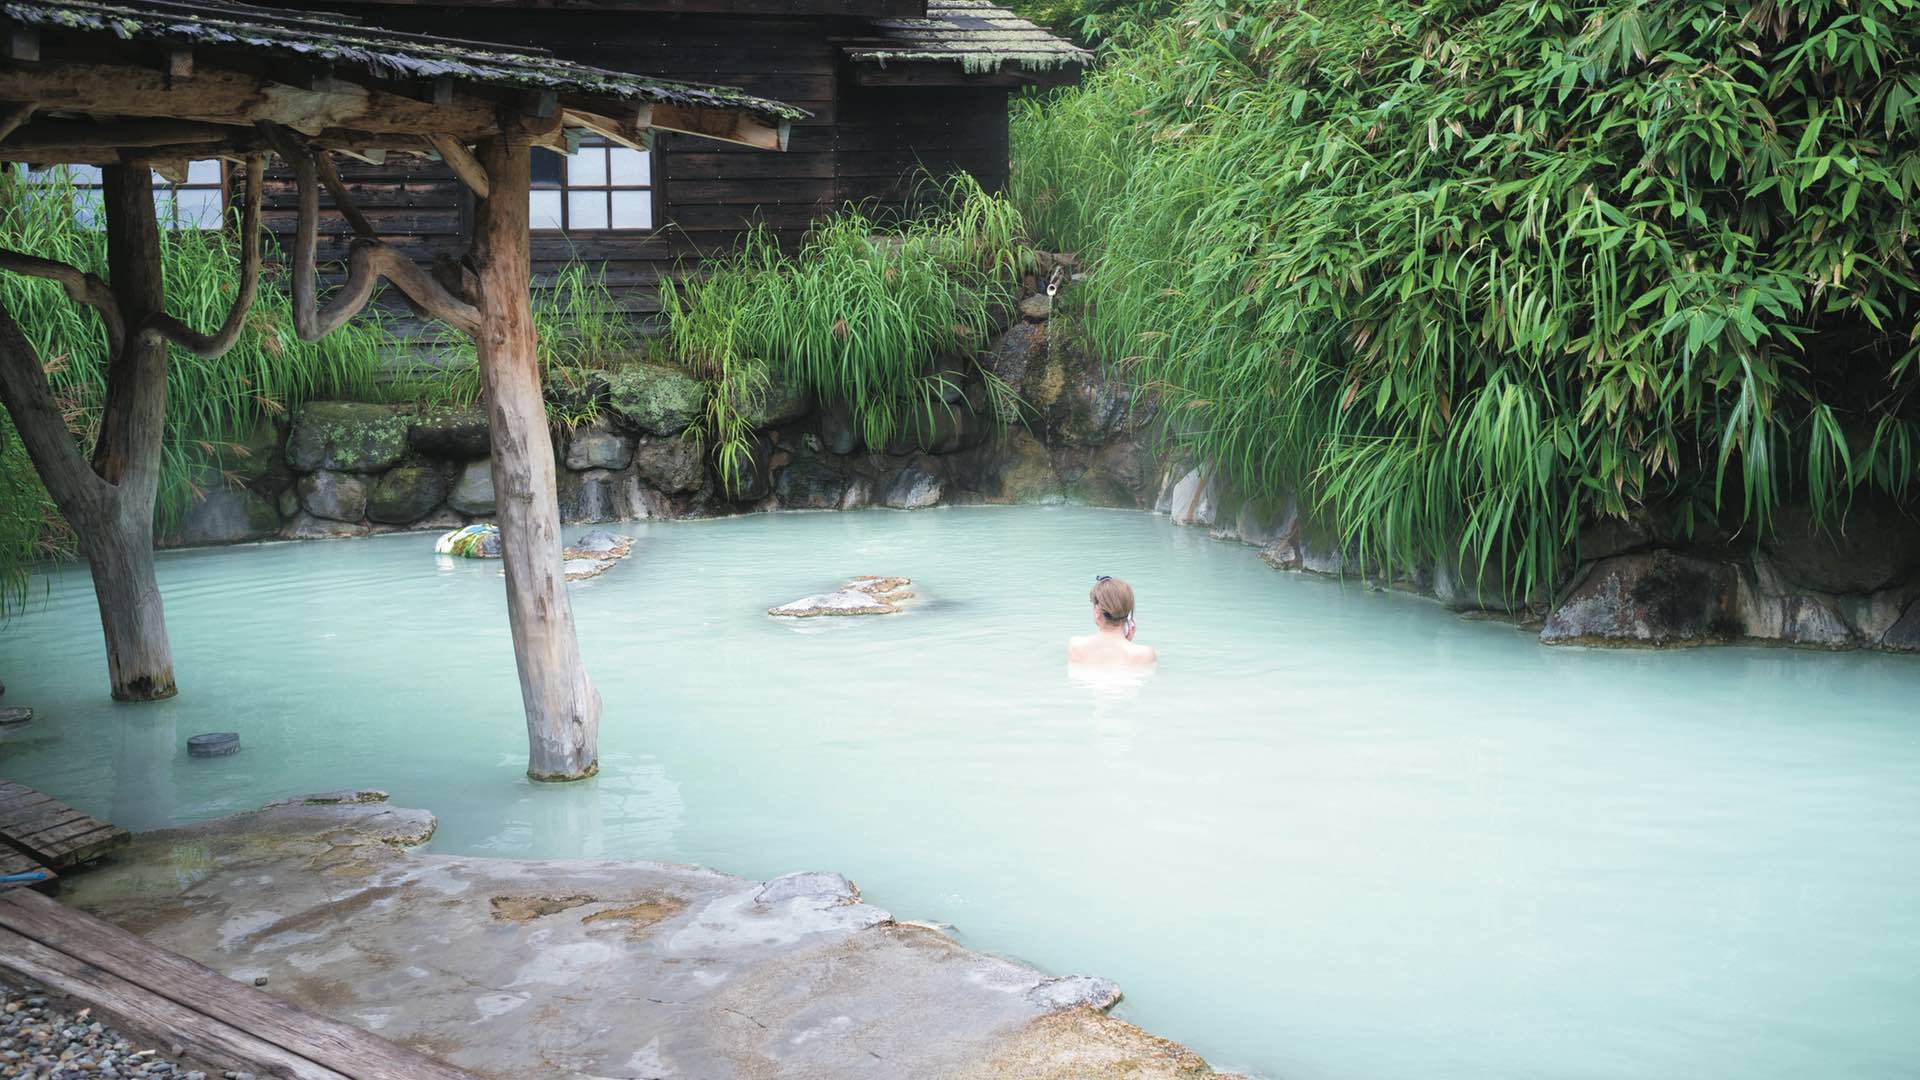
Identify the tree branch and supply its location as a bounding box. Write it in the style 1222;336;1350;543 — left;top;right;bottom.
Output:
260;123;481;340
140;155;263;358
313;148;378;240
0;249;126;360
0;304;106;512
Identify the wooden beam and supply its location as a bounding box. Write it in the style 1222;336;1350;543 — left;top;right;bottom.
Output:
0;103;35;144
0;62;501;140
648;103;788;152
8;29;38;63
523;89;557;120
426;133;490;199
2;119;241;152
558;107;651;152
150;159;188;183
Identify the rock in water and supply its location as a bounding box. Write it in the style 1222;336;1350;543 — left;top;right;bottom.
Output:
560;530;638;581
569;530;634;559
769;576;916;617
0;706;30;726
436;523;502;559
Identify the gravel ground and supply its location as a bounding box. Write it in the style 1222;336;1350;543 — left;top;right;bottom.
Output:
0;978;239;1079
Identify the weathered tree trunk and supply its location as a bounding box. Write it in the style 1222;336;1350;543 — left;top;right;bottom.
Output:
80;524;174;700
90;165;175;701
471;136;601;780
0;165;176;701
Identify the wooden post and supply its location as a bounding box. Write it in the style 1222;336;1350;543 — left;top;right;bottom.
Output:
470;135;600;781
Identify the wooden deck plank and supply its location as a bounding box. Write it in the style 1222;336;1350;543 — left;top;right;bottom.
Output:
17;823;131;867
0;925;350;1080
0;782;132;869
0;890;484;1080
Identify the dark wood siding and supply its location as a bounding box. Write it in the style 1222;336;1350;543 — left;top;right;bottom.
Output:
262;8;1016;314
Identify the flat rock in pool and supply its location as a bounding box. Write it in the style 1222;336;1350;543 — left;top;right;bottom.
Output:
0;706;30;725
561;530;637;582
769;576;916;618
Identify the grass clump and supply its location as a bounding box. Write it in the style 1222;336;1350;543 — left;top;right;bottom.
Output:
661;175;1032;492
1012;0;1920;600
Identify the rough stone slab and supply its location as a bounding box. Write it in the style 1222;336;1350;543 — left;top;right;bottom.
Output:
0;706;31;725
53;799;1237;1080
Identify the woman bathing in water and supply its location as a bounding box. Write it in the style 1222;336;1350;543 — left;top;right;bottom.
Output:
1068;575;1157;666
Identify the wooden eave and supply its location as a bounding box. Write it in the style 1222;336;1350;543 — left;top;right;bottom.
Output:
0;0;808;164
834;0;1089;89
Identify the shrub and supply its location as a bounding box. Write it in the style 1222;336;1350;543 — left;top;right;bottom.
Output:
1012;0;1920;598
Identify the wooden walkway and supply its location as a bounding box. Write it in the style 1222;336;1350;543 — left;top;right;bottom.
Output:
0;780;129;872
0;885;485;1079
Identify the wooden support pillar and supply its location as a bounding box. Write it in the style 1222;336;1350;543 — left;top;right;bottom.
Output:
470;135;600;781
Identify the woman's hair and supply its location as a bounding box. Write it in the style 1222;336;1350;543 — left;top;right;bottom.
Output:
1089;576;1135;626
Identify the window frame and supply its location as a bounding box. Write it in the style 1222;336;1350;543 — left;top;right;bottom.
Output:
19;160;230;231
528;136;658;234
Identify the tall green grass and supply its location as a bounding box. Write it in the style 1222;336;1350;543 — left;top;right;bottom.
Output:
1012;0;1920;599
662;175;1032;492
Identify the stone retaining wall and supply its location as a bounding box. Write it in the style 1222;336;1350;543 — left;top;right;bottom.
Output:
1156;464;1920;654
162;287;1162;548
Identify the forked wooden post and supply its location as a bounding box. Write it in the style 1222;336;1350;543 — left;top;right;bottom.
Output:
472;135;601;781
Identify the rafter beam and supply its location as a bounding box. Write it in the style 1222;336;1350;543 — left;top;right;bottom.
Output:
648;103;788;151
427;133;490;199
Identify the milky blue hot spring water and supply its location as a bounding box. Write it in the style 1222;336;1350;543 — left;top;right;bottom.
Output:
2;506;1917;1078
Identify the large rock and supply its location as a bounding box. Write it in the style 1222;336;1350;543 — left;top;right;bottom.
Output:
1541;551;1741;646
1762;500;1920;594
958;429;1061;505
1881;598;1920;651
882;459;944;509
283;512;369;540
606;362;707;437
564;421;634;471
1045;363;1137;447
287;402;408;472
631;436;704;494
170;486;281;546
775;456;871;511
408;406;491;458
367;466;447;525
212;416;290;491
712;435;774;503
1164;467;1217;527
447;460;496;515
817;400;862;455
298;470;369;523
885;400;991;456
736;372;812;430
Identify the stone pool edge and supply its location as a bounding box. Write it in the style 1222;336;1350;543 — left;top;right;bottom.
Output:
42;790;1248;1080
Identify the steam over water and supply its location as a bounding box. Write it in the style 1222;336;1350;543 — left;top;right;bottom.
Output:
3;506;1917;1079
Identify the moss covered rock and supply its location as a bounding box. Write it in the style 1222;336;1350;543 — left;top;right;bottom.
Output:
408;406;491;458
735;372;812;430
169;486;281;546
448;460;496;515
287;403;409;472
606;363;706;437
298;470;370;523
368;466;447;525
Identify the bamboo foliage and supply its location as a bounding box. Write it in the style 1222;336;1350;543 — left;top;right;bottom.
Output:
1012;0;1920;598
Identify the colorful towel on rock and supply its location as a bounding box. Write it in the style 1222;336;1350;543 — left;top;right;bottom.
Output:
435;523;501;559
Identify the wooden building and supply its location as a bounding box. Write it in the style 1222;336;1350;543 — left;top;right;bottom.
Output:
263;0;1091;310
